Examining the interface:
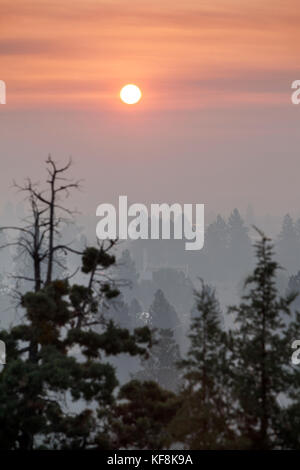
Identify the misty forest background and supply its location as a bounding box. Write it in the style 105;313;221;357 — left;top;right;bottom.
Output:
0;158;300;449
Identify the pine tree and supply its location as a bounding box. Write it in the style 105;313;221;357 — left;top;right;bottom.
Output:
152;268;194;316
227;208;252;280
149;289;180;332
287;271;300;313
104;293;132;329
109;380;178;449
0;159;152;449
229;228;300;449
133;328;181;392
277;214;300;274
204;215;229;281
169;281;235;449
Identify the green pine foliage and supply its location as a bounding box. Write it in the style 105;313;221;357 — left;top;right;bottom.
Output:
109;380;178;449
169;280;236;449
0;247;152;449
228;228;300;449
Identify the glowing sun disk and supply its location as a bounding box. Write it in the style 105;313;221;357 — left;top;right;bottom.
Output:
120;84;142;104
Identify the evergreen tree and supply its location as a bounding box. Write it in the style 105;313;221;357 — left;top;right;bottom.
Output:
104;293;132;330
109;380;178;449
152;268;194;316
0;159;152;449
229;229;300;449
133;328;181;392
115;249;139;300
149;289;180;332
277;214;300;274
287;271;300;313
169;281;235;449
227;209;252;280
0;252;151;449
203;215;228;281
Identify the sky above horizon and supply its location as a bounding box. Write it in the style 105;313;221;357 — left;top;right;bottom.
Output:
1;0;300;218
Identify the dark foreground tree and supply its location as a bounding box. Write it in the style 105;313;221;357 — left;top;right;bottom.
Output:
0;158;151;449
229;228;300;449
109;380;178;449
169;281;236;449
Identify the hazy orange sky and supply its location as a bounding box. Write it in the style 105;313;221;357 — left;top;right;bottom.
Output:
1;0;300;109
1;0;300;217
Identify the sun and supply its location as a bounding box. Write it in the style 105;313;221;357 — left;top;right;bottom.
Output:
120;84;142;105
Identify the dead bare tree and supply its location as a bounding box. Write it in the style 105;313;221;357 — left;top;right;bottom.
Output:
0;156;82;293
